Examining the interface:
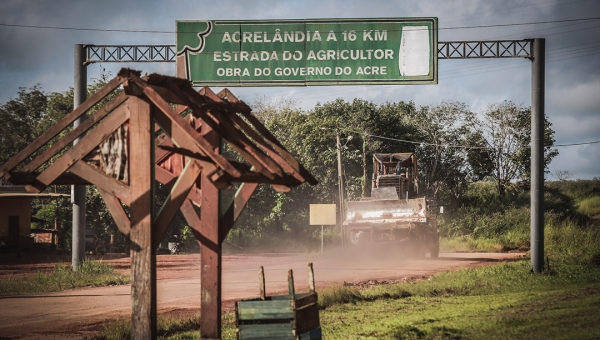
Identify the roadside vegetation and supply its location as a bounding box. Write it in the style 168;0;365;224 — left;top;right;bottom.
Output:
93;175;600;339
4;77;600;338
0;260;129;296
94;220;600;339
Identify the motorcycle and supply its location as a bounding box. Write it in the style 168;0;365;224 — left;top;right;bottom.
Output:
169;235;181;255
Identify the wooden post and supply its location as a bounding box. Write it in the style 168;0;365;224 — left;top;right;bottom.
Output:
128;97;157;339
288;269;295;300
259;266;266;300
200;119;221;339
308;263;315;293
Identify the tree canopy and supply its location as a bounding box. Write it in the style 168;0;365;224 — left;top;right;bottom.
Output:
0;81;558;250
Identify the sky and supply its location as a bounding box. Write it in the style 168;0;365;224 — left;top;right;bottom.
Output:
0;0;599;179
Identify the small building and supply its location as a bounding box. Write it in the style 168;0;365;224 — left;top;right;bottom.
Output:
0;184;69;251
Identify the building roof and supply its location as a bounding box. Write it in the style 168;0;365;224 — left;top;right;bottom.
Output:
0;186;70;199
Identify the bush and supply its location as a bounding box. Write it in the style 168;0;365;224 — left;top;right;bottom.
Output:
318;285;362;308
576;196;600;217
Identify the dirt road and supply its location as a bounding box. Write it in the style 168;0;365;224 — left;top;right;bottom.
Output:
0;251;523;339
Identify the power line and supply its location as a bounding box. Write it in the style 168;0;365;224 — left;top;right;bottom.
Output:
345;130;600;150
440;16;600;30
554;140;600;147
1;17;600;33
345;129;491;149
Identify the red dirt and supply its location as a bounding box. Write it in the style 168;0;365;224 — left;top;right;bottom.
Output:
0;250;524;339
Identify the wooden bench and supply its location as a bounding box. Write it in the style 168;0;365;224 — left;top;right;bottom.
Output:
236;263;322;339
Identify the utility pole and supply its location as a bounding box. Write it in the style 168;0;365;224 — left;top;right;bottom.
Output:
530;38;545;273
336;129;345;247
72;44;87;270
362;134;368;198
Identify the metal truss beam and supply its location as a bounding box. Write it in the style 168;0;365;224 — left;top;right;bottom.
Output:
83;40;532;65
85;45;176;64
438;40;532;59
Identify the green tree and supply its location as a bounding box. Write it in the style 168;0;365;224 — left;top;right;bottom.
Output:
467;101;558;197
407;101;477;202
0;85;48;166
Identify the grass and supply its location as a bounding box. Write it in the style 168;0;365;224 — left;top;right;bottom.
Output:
316;257;600;339
577;196;600;217
0;259;129;296
93;256;600;340
93;213;600;339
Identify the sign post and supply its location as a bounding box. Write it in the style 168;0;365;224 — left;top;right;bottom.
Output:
177;18;437;85
309;204;337;253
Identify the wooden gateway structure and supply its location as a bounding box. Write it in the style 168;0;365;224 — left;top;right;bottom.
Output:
0;68;317;339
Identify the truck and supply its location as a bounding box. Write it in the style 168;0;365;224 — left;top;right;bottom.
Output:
343;153;439;257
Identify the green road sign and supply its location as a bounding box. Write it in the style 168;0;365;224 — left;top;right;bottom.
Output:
177;18;437;86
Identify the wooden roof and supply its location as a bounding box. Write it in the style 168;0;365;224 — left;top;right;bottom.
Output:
0;68;317;194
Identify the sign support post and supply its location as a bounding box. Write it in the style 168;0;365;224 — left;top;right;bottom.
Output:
72;44;87;270
531;38;545;273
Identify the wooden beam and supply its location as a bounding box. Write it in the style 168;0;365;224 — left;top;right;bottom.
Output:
97;188;130;237
24;93;129;172
238;109;318;185
31;104;130;193
154;164;178;187
69;160;131;205
0;75;125;177
180;199;201;231
7;171;88;186
199;88;317;186
154;164;202;205
150;99;232;179
127;96;157;339
128;74;241;178
177;86;283;180
179;199;206;249
211;171;301;187
219;182;258;244
152;159;202;248
199;110;222;340
226;112;306;183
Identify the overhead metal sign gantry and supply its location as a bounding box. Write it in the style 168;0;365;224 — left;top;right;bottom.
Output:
175;19;438;86
78;29;545;340
84;40;533;64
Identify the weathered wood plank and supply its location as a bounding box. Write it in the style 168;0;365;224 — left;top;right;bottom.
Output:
259;266;266;301
97;188;130;237
199;114;222;339
127;96;157;339
0;75;125;177
219;182;258;244
226;111;306;182
180;199;201;231
7;172;88;186
31;105;130;192
236;300;294;320
308;262;315;293
211;171;300;186
295;293;318;310
295;303;320;334
129;74;240;178
177;86;282;180
152;159;201;248
154;164;178;187
24;93;129;173
237;323;295;340
69;160;131;205
238;109;318;185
